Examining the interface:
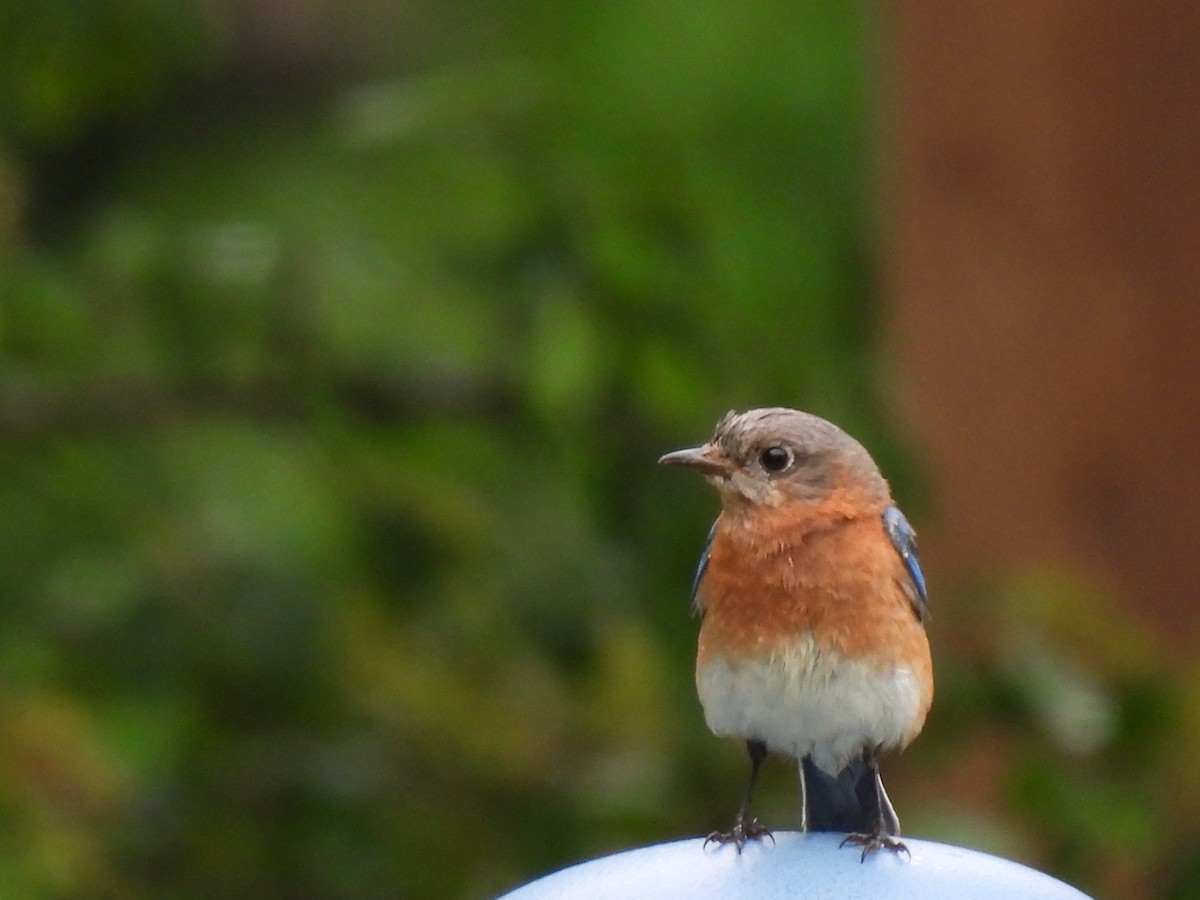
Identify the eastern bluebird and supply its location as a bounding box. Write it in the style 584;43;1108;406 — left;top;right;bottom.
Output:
659;407;932;859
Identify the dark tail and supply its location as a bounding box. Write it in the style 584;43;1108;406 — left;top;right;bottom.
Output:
801;755;899;835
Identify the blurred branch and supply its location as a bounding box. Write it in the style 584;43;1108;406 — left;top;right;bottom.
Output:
0;370;520;437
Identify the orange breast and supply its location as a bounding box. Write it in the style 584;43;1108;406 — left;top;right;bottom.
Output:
695;494;933;717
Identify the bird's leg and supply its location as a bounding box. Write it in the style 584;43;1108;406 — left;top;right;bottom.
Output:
840;751;910;861
705;740;774;852
876;773;901;837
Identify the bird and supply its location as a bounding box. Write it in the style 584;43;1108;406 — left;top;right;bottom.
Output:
658;407;932;859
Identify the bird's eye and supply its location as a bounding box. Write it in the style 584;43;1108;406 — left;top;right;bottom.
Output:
759;445;793;473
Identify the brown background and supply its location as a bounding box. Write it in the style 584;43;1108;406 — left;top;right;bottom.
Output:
884;2;1200;652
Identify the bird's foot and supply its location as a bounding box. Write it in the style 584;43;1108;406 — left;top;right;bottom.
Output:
840;831;910;862
704;815;774;853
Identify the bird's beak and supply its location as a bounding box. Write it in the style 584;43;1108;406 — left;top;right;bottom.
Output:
657;444;732;477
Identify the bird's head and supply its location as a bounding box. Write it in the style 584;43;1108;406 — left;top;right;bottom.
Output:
658;407;887;509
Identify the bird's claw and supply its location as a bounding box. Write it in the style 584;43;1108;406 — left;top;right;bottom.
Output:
840;831;910;862
703;816;774;853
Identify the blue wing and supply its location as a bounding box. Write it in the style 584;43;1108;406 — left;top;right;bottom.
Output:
689;519;718;617
882;505;928;622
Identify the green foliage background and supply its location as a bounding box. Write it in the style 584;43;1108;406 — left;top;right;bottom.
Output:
1;2;1195;898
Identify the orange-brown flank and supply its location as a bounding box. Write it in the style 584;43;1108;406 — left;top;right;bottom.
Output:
695;486;933;737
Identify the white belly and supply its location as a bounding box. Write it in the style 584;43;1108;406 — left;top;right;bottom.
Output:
696;632;924;774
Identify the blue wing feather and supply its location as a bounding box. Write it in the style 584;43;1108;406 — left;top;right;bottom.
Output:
882;505;928;621
689;519;718;617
